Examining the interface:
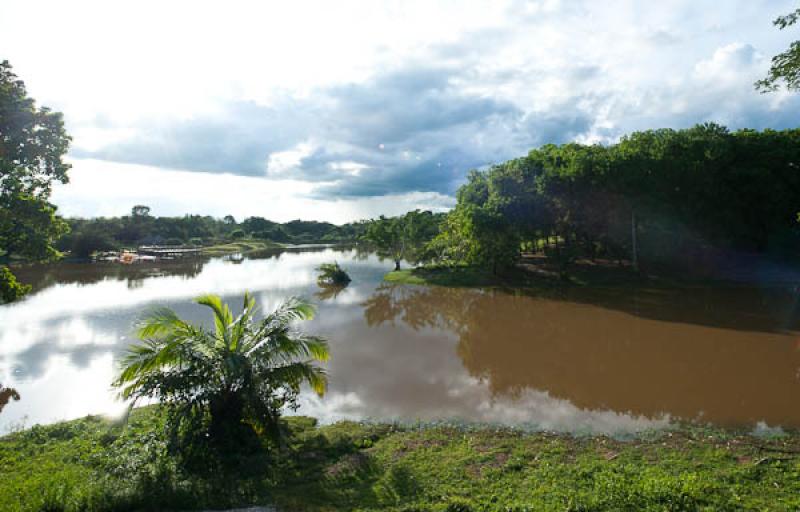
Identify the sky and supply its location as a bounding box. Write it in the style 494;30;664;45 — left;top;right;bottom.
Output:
1;0;798;223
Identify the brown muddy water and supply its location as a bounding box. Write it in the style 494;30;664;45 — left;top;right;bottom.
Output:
2;247;799;434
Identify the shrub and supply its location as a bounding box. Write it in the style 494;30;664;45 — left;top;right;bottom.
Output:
113;293;329;463
316;262;352;286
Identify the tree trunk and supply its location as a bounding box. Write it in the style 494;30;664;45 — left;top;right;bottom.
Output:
631;208;639;272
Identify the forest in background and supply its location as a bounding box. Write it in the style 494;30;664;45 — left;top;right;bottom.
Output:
56;207;368;257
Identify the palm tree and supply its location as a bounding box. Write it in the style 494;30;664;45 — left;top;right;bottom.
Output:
113;293;329;445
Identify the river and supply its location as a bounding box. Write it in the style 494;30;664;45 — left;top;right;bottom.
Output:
2;246;799;434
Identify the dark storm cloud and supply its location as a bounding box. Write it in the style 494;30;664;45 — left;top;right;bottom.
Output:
72;100;316;176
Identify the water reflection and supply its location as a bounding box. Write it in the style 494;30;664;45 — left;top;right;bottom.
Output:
362;284;800;428
0;385;20;415
315;284;349;301
2;248;799;434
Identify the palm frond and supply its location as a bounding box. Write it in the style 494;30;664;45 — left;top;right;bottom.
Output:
113;291;329;444
195;293;233;345
267;361;328;396
135;307;189;339
230;292;257;352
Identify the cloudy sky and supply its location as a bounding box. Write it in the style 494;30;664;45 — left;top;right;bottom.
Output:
1;0;798;223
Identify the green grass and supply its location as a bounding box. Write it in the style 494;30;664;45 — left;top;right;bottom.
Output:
3;408;800;511
201;240;282;256
385;267;505;287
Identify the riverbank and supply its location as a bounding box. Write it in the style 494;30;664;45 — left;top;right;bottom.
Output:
201;240;284;257
3;408;799;511
384;256;799;290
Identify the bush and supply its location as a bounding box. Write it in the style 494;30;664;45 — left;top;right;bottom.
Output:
113;294;329;465
316;262;351;286
230;229;245;240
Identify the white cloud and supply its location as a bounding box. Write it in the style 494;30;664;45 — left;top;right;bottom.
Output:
266;141;315;175
329;161;370;176
3;0;799;217
51;158;454;222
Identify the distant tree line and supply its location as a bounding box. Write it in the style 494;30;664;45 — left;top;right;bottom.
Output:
429;123;800;275
58;207;369;257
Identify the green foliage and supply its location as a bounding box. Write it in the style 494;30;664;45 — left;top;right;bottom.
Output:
3;413;800;512
316;261;352;286
130;205;151;218
436;124;800;277
755;8;800;92
57;229;116;259
0;60;71;263
364;210;442;270
0;265;31;303
112;293;329;460
56;212;365;251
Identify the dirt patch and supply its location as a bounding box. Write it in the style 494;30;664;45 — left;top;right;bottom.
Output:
325;452;371;478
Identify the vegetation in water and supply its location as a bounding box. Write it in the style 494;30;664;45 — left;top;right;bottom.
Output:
317;261;352;286
2;409;800;512
112;293;329;465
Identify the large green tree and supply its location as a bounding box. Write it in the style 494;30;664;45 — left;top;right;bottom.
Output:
756;8;800;92
436;124;800;277
1;60;71;301
364;210;441;270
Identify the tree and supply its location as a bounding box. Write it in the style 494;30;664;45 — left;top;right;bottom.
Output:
0;60;71;301
435;204;519;274
756;8;800;92
113;293;329;452
364;211;441;270
364;215;406;270
242;216;276;235
131;205;151;217
402;210;441;265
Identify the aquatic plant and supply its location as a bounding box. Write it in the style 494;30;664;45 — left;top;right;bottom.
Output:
316;261;351;286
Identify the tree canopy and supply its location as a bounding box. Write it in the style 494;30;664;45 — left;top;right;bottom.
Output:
57;209;368;256
434;124;800;276
756;7;800;92
364;210;442;270
0;60;71;301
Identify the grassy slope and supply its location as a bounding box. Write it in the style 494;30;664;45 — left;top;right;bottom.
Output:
201;240;283;256
2;408;800;511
